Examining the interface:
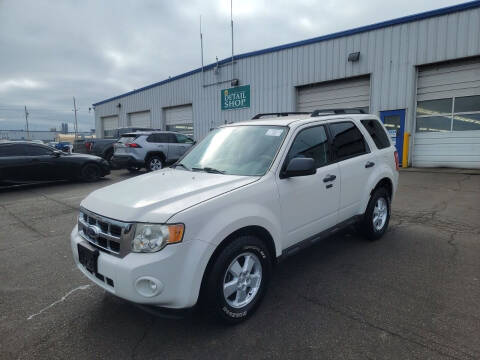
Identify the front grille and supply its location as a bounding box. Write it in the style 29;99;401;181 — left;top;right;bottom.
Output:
78;208;133;258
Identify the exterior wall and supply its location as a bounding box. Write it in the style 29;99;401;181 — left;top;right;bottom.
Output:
94;5;480;161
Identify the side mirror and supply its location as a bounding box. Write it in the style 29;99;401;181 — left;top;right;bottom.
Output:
282;157;316;178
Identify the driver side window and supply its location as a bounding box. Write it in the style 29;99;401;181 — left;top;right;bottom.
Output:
285;125;330;169
27;145;53;156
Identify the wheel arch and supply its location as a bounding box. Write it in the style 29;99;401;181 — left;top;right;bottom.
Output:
371;177;393;200
145;151;166;163
198;225;277;305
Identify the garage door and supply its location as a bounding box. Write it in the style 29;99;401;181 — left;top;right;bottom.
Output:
413;58;480;169
164;104;193;137
101;115;118;138
128;111;151;128
297;76;370;113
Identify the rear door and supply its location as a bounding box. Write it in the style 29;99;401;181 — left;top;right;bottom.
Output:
275;124;340;249
328;121;375;221
0;144;31;183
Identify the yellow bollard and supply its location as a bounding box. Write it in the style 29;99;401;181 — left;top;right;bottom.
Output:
402;132;410;168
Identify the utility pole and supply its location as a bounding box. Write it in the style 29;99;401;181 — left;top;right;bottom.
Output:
24;106;30;140
73;97;79;141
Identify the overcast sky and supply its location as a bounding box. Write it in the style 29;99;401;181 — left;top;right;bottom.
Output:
0;0;467;131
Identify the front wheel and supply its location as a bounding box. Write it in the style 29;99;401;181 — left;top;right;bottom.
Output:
204;236;272;324
80;163;101;182
359;187;390;240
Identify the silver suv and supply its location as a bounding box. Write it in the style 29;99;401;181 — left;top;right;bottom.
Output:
112;131;194;171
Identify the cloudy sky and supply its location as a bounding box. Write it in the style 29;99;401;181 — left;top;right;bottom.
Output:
0;0;467;131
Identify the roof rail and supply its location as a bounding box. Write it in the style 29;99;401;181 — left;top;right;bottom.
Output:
311;108;366;117
252;112;310;119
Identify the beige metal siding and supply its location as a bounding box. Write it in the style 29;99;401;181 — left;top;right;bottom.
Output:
296;76;370;112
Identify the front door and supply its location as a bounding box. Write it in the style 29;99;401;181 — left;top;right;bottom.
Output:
275;124;340;249
380;110;405;165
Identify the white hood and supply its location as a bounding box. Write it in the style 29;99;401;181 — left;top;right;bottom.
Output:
81;168;258;223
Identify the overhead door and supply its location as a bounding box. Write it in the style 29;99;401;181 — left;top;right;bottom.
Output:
297;76;370;113
128;111;151;128
413;58;480;169
101;115;118;138
164;104;193;137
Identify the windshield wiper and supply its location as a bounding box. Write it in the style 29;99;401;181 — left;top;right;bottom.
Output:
192;166;225;174
172;163;191;171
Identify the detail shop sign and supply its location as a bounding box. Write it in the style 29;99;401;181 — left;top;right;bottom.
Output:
221;85;250;110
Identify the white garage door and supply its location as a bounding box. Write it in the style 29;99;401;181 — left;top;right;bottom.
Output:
297;76;370;113
164;104;193;137
414;58;480;169
101;115;118;138
128;111;151;128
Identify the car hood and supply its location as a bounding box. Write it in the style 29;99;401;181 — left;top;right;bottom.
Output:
81;168;258;223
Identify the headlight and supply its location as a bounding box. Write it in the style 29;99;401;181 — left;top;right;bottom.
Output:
131;224;184;253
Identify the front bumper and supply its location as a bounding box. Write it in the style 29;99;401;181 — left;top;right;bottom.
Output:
111;155;144;169
71;227;215;309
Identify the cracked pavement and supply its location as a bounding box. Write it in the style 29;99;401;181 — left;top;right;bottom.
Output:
0;169;479;359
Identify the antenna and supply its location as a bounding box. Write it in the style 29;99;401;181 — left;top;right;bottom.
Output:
24;106;30;140
230;0;234;80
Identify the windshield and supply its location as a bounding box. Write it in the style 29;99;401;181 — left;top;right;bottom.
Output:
178;125;287;176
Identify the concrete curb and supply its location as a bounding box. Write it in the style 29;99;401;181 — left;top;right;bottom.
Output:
400;167;480;175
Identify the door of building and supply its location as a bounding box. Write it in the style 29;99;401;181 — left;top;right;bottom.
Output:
380;110;405;165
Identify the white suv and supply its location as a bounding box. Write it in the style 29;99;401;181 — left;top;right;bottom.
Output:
71;110;399;323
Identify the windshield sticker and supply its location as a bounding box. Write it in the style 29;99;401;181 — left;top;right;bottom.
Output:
265;129;284;136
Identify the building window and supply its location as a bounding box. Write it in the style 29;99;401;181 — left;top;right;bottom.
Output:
416;95;480;132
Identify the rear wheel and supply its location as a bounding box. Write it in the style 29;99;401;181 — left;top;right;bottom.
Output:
81;163;101;182
203;235;272;324
359;187;390;240
146;156;163;171
105;149;114;163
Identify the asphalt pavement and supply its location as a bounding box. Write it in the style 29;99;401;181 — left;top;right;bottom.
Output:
0;169;479;359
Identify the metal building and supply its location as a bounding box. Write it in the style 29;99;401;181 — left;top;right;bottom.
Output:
93;1;480;168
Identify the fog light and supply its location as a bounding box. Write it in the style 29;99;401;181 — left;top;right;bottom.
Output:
135;277;163;297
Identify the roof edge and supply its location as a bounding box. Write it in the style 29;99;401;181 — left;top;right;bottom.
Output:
93;0;480;107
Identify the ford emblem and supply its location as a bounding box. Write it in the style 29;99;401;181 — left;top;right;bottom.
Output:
86;225;100;240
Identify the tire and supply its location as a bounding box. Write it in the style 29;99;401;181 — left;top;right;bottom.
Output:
80;163;101;182
203;235;272;324
146;155;163;172
359;187;390;240
105;150;114;163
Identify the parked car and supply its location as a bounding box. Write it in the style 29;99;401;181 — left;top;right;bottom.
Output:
71;110;398;323
74;127;159;163
47;141;58;148
112;131;194;172
0;141;110;186
55;141;73;153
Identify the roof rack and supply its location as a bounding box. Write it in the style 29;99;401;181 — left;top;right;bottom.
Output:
252;112;310;119
311;108;366;117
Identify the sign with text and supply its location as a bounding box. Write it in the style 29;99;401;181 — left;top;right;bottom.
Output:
221;85;250;110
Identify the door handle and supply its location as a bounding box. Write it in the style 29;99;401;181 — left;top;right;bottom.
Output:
323;174;336;183
365;161;375;168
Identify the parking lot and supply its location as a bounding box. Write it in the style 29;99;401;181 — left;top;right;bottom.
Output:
1;169;479;359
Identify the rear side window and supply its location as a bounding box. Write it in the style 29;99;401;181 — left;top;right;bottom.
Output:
118;135;138;144
285;125;330;168
361;120;391;149
0;144;28;156
147;133;171;143
329;122;368;161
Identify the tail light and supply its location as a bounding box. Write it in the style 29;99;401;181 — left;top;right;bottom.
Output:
394;151;400;170
126;143;142;148
85;141;93;152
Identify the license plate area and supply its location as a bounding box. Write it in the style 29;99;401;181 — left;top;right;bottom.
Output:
78;242;99;274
